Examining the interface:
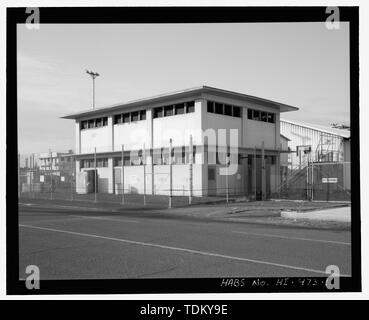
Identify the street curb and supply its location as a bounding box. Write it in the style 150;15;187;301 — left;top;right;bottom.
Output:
280;210;351;223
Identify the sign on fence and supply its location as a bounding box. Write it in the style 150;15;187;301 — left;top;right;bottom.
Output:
322;177;338;183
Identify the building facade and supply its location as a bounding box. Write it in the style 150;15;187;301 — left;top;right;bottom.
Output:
62;86;298;198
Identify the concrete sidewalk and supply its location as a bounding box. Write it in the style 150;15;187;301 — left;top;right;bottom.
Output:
281;206;351;222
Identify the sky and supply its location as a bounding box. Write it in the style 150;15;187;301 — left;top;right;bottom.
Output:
17;22;350;155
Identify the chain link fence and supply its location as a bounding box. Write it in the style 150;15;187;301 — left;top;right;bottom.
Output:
276;161;351;202
18;148;351;207
18;150;243;209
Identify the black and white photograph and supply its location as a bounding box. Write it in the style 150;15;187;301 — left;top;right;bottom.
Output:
4;3;365;299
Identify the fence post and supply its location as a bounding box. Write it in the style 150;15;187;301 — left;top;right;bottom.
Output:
18;153;21;198
253;146;257;200
306;163;309;201
143;143;146;205
311;163;314;201
121;144;125;204
94;147;97;203
261;141;266;200
169;138;173;209
226;159;229;204
189;135;193;205
49;149;53;200
71;155;74;201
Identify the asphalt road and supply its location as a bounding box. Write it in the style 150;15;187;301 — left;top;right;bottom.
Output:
18;204;351;279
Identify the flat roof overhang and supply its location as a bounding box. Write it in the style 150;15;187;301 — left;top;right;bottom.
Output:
61;86;299;120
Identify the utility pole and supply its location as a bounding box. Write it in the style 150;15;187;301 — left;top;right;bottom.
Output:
86;70;100;109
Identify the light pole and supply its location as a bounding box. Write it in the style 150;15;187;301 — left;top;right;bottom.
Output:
86;70;100;109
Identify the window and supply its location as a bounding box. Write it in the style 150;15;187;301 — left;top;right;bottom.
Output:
123;155;130;166
154;107;163;118
97;158;108;168
82;117;108;130
261;112;268;122
247;109;253;119
114;158;121;167
215;102;223;115
207;101;214;113
253;110;260;121
173;146;185;164
140;110;146;120
186;101;195;113
208;100;242;118
224;104;232;116
267;113;275;123
233;106;241;117
114;114;122;124
96;118;102;127
164;105;174;117
152;150;162;165
247;108;275;124
175;103;185;115
81;159;94;168
131;111;139;122
88;119;95;128
123;113;130;123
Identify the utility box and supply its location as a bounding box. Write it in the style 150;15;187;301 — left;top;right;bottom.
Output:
76;170;97;194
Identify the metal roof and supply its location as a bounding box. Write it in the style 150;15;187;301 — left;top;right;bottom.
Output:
281;118;350;139
61;85;298;120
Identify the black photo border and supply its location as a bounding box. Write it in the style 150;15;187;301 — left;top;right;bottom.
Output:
7;6;361;295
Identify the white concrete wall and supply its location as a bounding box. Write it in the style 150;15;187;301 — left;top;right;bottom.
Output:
114;120;150;151
244;120;276;150
112;164;203;196
80;126;111;154
153;112;199;148
202;112;242;147
75;121;81;154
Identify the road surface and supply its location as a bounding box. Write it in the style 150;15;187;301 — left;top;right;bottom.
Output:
18;203;351;279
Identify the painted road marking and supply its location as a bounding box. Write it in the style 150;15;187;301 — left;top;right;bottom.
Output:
70;215;139;224
19;203;112;212
232;230;351;246
19;224;350;276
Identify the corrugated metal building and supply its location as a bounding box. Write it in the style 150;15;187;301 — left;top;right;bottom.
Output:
280;119;350;169
279;119;351;201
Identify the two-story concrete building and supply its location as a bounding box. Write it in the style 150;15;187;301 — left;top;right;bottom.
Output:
62;86;298;198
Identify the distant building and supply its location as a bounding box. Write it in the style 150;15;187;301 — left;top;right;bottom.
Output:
280;119;350;169
38;150;74;174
